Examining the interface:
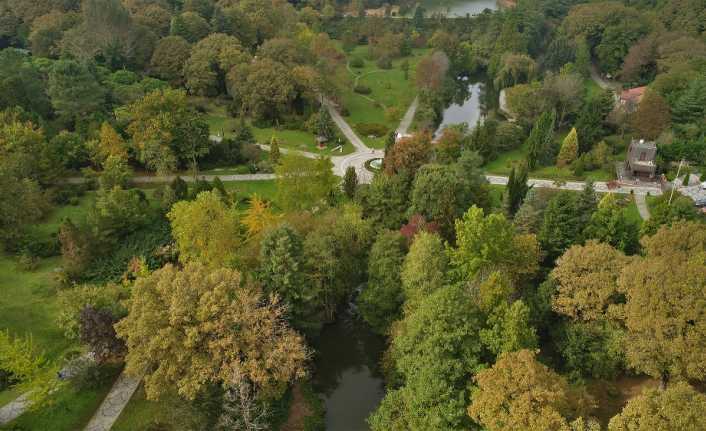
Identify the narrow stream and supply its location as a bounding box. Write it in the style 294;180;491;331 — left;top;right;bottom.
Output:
312;305;386;431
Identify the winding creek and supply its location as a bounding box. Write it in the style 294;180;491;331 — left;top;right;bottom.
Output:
312;304;386;430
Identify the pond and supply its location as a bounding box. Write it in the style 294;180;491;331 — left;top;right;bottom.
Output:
415;0;498;17
434;75;497;138
312;304;386;431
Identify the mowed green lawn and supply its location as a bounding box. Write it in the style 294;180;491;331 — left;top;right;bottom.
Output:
194;96;353;156
0;193;124;430
340;46;430;149
483;140;613;182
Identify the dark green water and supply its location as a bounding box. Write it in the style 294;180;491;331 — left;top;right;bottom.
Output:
312;309;386;430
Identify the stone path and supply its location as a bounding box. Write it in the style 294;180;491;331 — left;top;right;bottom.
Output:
0;392;31;425
83;372;143;431
634;193;651;220
396;96;418;136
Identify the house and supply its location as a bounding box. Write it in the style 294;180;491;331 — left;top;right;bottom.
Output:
619;86;646;113
364;5;400;17
625;139;657;179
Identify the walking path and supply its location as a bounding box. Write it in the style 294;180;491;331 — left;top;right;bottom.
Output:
0;393;31;425
634;193;651;220
83;372;143;431
395;96;418;136
589;64;621;93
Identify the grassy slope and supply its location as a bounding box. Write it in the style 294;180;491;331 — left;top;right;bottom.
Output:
483;141;613;181
340;46;429;149
195;96;354;156
111;385;207;431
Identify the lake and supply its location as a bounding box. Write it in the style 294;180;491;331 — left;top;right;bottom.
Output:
434;75;497;138
416;0;498;17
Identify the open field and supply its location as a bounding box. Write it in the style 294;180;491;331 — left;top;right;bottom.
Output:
194;96;354;156
339;46;429;149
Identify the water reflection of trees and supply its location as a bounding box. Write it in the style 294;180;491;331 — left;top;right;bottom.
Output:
311;307;386;397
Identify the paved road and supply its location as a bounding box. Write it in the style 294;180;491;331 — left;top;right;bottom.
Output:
84;372;143;431
396;96;418;136
486;175;661;197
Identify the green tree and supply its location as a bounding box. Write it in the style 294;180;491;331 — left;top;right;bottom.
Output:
125;88;210;174
303;205;374;321
526;110;556;169
480;300;538;356
170;11;210;43
0;50;51;118
269;136;281;164
619;221;706;386
168;190;241;268
400;231;448;311
369;285;484;430
409;164;477;239
275;155;338;211
503;163;530;216
149;36;191;85
358;172;413;230
557;320;625;380
0;168;48;250
468;349;594;431
575;90;613;152
115;263;309;400
88;187;150;242
539;189;596;261
0;331;61;409
640;193;702;236
47;59;106;127
583;193;640;253
343;166;358;198
314;106;336;142
450;206;540;284
551;241;630;321
557;128;579;167
358;231;407;334
259;225;315;332
227;58;296;121
185;33;251;96
608;382;706;430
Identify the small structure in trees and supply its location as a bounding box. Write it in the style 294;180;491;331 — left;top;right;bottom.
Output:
619;86;646;113
624;139;656;179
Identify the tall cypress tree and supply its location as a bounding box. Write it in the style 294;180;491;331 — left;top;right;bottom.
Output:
504;163;530;216
526;111;556;169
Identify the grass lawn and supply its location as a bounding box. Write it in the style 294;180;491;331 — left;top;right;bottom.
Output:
0;196;96;408
340;46;430;149
112;384;208;431
223;179;277;201
483;142;613;181
1;367;122;431
623;199;643;225
193;96;353;156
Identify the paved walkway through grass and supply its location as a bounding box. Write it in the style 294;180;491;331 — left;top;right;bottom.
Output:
83;372;143;431
634;193;651;220
396;96;418;136
0;393;31;425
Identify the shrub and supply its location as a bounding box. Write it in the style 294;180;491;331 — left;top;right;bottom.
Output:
376;56;392;69
353;85;372;95
71;361;121;391
16;254;39;271
355;123;388;137
350;57;364;68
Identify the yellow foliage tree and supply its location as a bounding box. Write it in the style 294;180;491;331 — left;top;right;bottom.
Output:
242;194;279;238
557;127;578;167
167;190;241;268
115;263;309;400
